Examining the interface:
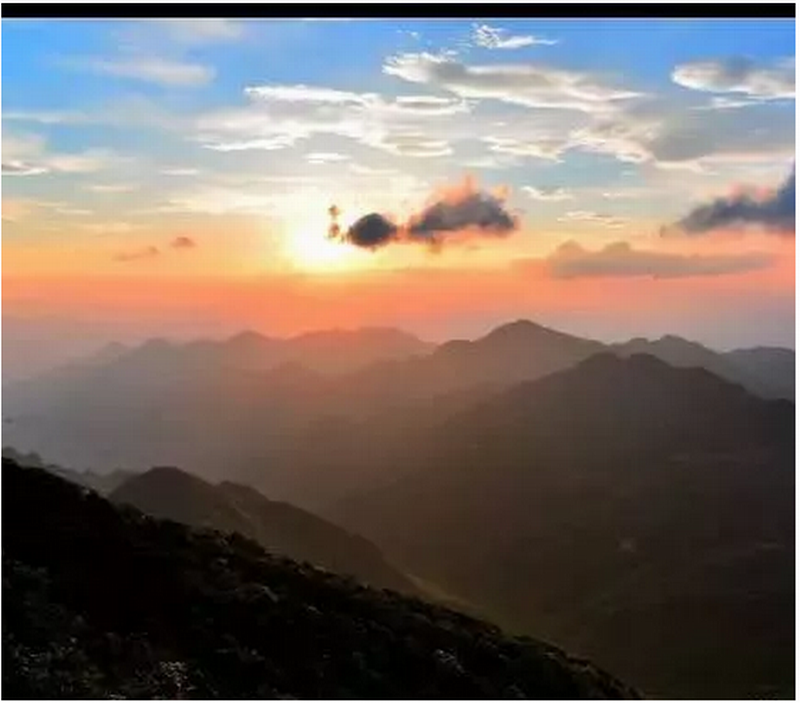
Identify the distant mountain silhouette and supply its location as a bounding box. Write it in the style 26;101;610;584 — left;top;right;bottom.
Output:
110;466;417;594
332;354;795;698
1;446;136;496
2;320;793;505
3;459;636;699
612;335;795;400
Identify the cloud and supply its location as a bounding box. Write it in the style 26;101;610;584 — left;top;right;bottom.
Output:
330;177;518;250
75;57;214;86
161;167;201;177
348;163;398;176
196;82;466;156
368;133;453;158
672;167;795;235
558;210;628;228
570;99;795;170
306;152;351;164
160;19;243;44
543;240;775;279
170;235;197;249
383;52;641;113
54;207;93;216
522;186;574;201
4;96;186;132
86;183;139;193
472;24;558;50
2;161;48;177
113;246;160;262
483;135;568;161
2;133;116;176
82;222;139;236
342;213;399;249
672;57;795;100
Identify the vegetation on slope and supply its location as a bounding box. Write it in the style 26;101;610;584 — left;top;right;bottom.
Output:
3;459;637;699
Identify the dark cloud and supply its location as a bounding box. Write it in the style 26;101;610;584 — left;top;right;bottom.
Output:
171;235;197;249
544;240;775;279
329;178;518;250
674;167;795;235
344;213;399;249
408;190;516;238
113;246;160;262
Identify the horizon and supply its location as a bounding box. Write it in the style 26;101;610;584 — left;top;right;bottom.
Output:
2;17;795;367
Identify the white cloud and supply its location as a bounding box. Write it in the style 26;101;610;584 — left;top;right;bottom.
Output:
473;24;558;50
76;57;214;86
4;96;187;131
81;221;140;236
55;207;93;216
86;183;139;193
348;163;399;176
159;19;243;44
157;186;278;216
383;52;641;113
2;133;116;176
197;82;464;158
306;152;351;164
522;186;574;201
558;210;628;228
672;57;794;100
568;97;795;171
161;167;201;177
368;133;453;158
484;135;568;161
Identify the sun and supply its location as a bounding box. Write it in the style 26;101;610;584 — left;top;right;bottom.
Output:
285;213;364;273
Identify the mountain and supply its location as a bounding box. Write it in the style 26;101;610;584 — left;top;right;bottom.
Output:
1;446;137;496
2;459;636;699
612;335;795;400
331;355;795;699
2;320;792;506
109;466;417;595
725;346;795;400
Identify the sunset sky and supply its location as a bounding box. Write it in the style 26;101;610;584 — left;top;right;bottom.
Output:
2;18;795;352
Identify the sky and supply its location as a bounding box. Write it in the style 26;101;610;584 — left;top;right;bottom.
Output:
2;18;796;356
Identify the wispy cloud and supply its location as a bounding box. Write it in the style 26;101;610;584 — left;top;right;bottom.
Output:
558;211;629;228
384;52;640;113
673;56;794;100
472;24;558;50
2;133;116;177
113;245;160;262
522;186;574;202
543;240;775;279
86;183;139;194
69;56;214;86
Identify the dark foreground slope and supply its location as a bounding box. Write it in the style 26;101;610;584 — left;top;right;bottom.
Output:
110;466;417;595
2;459;636;700
334;354;795;699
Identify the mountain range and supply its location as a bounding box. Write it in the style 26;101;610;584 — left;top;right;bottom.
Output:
1;319;794;698
330;353;795;698
3;321;793;505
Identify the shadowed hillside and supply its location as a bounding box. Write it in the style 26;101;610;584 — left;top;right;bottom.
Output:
110;466;418;594
332;354;795;698
2;459;636;700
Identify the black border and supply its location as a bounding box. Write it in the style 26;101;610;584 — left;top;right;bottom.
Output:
2;3;796;20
